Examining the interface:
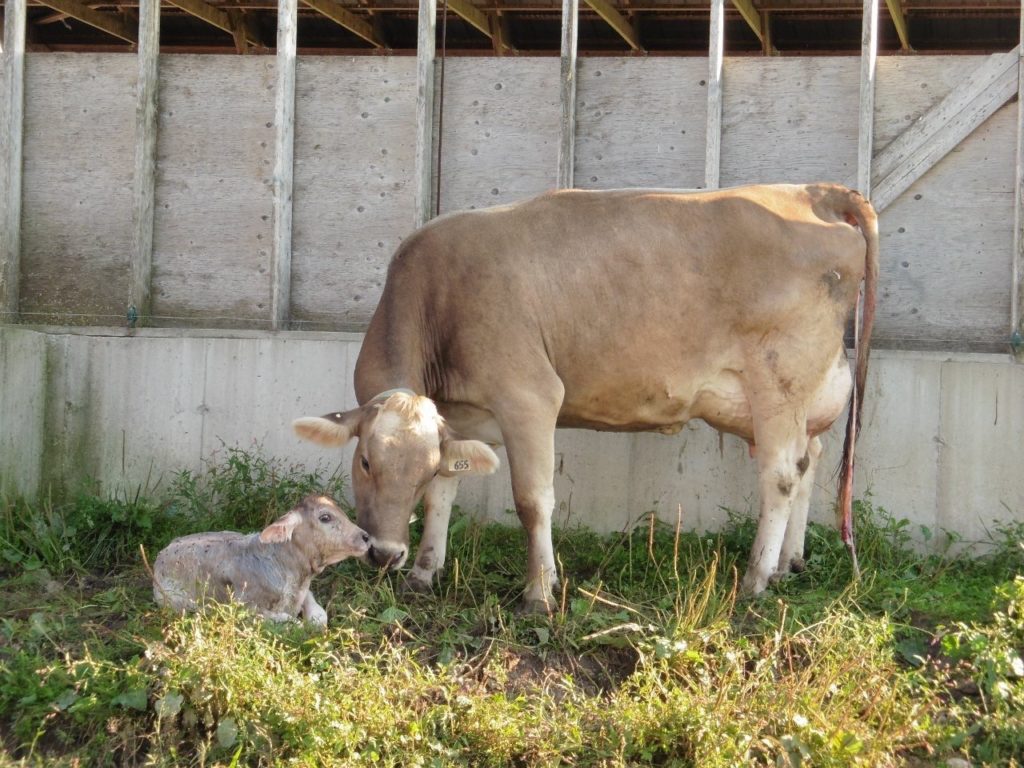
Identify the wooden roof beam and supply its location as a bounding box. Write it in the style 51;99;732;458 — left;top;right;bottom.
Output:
302;0;386;48
165;0;263;48
34;0;136;43
582;0;643;51
884;0;912;51
439;0;515;53
730;0;778;52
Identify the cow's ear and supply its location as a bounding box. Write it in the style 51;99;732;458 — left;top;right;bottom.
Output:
260;510;302;543
439;438;500;477
293;408;363;447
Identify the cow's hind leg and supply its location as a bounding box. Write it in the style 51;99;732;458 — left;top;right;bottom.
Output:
407;474;461;591
776;435;822;577
741;405;810;597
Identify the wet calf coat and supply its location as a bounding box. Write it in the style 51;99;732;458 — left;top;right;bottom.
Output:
295;184;879;608
152;495;371;626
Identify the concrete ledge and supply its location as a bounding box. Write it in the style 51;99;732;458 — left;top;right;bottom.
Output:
2;325;1021;548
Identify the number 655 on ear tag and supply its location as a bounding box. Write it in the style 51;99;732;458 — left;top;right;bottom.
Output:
448;458;472;473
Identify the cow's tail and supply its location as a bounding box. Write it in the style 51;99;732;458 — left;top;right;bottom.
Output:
835;187;879;580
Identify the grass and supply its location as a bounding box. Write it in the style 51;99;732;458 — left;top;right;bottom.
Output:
0;449;1021;767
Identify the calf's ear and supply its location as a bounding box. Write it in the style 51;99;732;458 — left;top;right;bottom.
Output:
260;510;303;543
293;408;364;447
439;437;501;477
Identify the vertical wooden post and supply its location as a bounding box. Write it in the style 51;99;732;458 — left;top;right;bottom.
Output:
705;0;724;190
1013;0;1024;360
414;0;437;229
271;0;297;331
130;0;160;326
557;0;578;190
857;0;879;198
0;0;26;322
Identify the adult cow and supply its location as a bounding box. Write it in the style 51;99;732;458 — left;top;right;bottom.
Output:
295;183;878;609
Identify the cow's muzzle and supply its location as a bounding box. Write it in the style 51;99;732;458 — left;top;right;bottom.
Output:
367;542;407;570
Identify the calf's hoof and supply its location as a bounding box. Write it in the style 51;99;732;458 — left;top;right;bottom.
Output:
739;570;769;598
789;558;806;574
305;606;328;628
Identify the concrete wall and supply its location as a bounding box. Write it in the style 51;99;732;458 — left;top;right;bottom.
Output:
3;325;1021;548
8;53;1020;352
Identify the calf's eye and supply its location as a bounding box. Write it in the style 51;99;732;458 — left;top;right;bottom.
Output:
360;456;370;472
319;513;333;523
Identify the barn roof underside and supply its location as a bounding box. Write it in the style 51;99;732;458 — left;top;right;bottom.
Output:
1;0;1019;55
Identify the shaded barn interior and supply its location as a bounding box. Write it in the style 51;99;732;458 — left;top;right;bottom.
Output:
3;0;1021;55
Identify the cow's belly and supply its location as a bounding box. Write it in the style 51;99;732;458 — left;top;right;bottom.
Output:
694;348;852;441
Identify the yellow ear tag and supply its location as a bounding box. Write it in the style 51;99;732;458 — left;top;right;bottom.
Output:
448;458;472;473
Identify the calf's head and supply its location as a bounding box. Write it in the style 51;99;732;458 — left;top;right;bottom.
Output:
259;494;371;569
293;393;499;570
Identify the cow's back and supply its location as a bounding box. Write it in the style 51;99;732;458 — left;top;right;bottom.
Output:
356;184;868;433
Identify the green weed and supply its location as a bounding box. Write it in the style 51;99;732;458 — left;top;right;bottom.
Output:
0;449;1021;767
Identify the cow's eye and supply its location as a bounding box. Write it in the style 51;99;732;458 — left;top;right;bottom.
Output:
360;455;370;472
318;513;332;524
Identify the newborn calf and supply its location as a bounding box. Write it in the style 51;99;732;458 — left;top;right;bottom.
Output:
153;494;370;627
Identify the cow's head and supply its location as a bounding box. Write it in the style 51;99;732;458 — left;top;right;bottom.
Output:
293;392;499;570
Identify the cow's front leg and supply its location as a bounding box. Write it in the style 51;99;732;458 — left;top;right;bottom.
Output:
502;422;560;612
741;408;810;597
777;435;822;576
407;474;460;591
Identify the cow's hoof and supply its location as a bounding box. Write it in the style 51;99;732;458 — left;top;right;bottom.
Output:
517;597;555;616
400;572;435;595
739;571;769;598
789;558;806;574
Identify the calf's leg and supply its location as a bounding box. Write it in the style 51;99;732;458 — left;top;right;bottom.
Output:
299;590;328;627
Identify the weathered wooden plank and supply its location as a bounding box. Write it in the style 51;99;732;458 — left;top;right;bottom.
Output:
438;59;560;213
290;58;416;331
574;58;706;189
0;0;26;322
35;0;136;43
302;0;384;48
705;0;724;189
21;55;136;326
884;0;911;51
1014;7;1024;361
152;57;275;327
582;0;642;52
414;0;436;227
129;0;160;326
858;0;878;197
721;58;859;185
557;0;578;189
871;47;1020;211
165;0;261;46
271;0;297;331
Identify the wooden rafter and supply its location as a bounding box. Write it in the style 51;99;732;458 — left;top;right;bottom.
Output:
582;0;643;51
488;11;515;55
883;0;911;51
731;0;776;52
165;0;263;48
302;0;385;48
443;0;515;53
35;0;136;43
